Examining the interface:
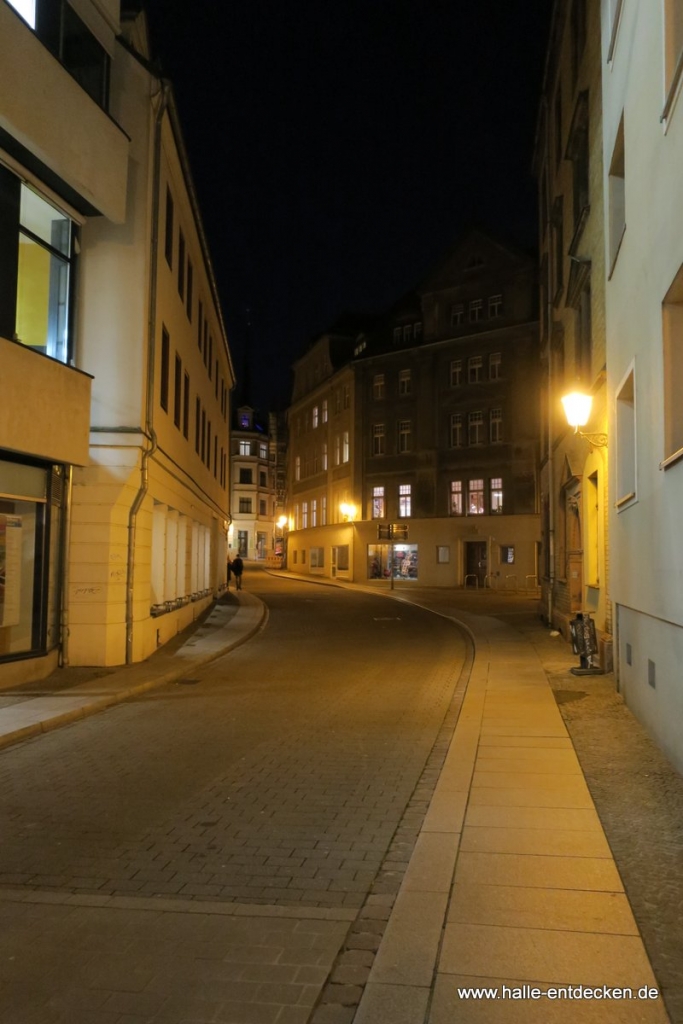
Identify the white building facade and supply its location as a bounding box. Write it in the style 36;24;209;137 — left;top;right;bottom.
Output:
601;0;683;772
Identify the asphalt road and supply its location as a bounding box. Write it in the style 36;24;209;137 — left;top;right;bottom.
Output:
0;571;468;1023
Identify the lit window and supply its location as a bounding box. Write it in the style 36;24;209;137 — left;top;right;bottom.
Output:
322;442;328;470
239;498;252;513
239;441;251;456
490;477;503;513
302;502;308;529
501;545;515;564
311;499;318;527
342;431;350;463
398;419;412;453
468;355;483;383
373;374;385;400
399;369;412;395
450;414;463;448
398;484;412;518
260;443;268;459
468;479;485;515
373;424;385;456
450;481;463;516
15;186;73;363
295;455;301;481
335;435;341;465
450;359;462;386
468;410;484;445
321;495;327;524
372;486;385;519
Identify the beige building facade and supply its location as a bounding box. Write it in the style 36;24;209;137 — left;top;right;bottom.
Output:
535;0;612;665
0;1;234;684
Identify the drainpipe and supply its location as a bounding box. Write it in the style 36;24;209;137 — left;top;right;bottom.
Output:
543;94;556;628
125;79;168;664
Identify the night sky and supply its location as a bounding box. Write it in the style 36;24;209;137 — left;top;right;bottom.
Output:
142;1;553;412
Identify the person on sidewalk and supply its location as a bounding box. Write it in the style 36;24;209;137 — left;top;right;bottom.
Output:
226;557;232;589
231;554;244;590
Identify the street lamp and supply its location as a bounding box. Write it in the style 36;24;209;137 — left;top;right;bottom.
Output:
561;390;608;448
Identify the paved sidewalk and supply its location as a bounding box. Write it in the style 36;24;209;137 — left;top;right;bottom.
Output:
0;590;265;753
352;603;669;1024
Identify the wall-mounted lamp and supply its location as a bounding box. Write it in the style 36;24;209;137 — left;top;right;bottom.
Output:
339;502;357;522
561;391;608;448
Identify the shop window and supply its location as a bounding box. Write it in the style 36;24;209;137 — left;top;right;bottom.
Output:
310;547;324;568
367;543;417;580
0;459;60;660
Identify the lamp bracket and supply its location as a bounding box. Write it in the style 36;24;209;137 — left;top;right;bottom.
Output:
578;430;608;448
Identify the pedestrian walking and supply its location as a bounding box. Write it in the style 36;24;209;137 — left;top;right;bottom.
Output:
231;554;244;590
226;557;232;589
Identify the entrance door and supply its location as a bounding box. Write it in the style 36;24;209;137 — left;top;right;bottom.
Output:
465;541;487;587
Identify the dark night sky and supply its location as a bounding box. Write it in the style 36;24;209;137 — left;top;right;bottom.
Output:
142;1;552;412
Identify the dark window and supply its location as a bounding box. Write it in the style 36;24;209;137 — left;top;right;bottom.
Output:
160;327;170;412
164;188;174;269
177;230;185;300
209;335;213;379
239;469;253;484
183;372;190;439
173;354;182;428
186;260;193;321
214;436;218;477
567;92;590;227
197;300;203;350
34;0;109;108
206;421;211;467
201;408;206;462
195;397;201;454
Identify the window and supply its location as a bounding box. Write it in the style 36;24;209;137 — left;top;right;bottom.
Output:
488;295;503;319
501;545;515;565
195;397;200;454
398;369;412;395
468;411;484;445
468;355;483;383
201;409;206;462
259;471;267;487
239;468;253;484
321;495;327;525
662;266;683;463
489;352;502;379
173;354;182;428
311;499;317;527
322;399;328;423
398;484;412;518
177;230;185;300
398;419;411;453
259;443;268;459
302;502;308;529
567;92;590;228
186;260;193;321
373;424;385;456
160;327;170;412
450;481;463;516
343;383;351;409
403;325;412;344
616;366;636;502
239;498;252;514
310;546;324;567
312;405;319;428
450;359;462;387
450;414;463;448
183;372;190;439
334;435;341;466
295;455;301;481
664;0;683;101
469;299;483;322
450;304;464;328
608;115;626;273
437;546;450;564
342;431;350;463
372;486;385;519
11;183;73;364
490;477;503;513
468;479;485;515
490;407;502;443
322;442;328;470
393;326;402;344
373;374;385;400
197;302;203;350
165;188;174;269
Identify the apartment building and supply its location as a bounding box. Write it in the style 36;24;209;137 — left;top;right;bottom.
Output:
229;406;277;561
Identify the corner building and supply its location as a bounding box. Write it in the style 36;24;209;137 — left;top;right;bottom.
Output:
286;231;541;587
0;2;235;683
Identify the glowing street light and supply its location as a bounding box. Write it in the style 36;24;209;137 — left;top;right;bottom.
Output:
561;389;607;448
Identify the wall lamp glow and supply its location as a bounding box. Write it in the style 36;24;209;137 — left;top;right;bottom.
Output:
561;391;608;448
339;502;357;522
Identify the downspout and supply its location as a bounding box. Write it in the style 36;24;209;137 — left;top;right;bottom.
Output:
542;94;556;628
125;79;169;664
